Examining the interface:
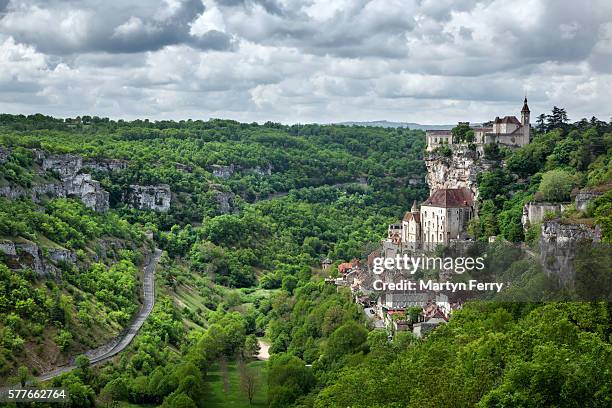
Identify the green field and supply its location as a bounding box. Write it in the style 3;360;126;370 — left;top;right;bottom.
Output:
203;360;268;408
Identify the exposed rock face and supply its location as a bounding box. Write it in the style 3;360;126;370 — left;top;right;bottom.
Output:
246;164;273;176
46;247;77;264
14;152;111;212
65;174;109;212
42;154;83;179
0;174;109;213
424;147;495;200
175;162;193;173
0;146;9;164
214;191;233;214
0;240;78;275
83;158;128;173
522;202;565;229
125;185;171;212
540;220;601;285
211;163;273;178
575;191;602;212
211;164;235;179
0;240;44;274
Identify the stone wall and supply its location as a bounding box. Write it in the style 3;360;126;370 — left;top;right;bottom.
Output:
521;202;565;229
539;220;601;285
124;184;171;212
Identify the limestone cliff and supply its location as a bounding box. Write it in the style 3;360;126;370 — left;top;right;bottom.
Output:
424;146;495;200
539;220;601;285
83;158;128;173
124;184;171;212
0;239;76;276
0;152;110;212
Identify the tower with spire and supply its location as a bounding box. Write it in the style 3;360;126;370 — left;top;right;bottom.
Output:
521;97;531;144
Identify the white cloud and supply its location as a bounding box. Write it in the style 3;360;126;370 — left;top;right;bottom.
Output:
0;0;610;122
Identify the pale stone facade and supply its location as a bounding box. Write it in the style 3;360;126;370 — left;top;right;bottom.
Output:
426;98;531;151
388;188;474;251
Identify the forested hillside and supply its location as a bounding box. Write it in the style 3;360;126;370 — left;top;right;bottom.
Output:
0;112;610;408
0;115;427;406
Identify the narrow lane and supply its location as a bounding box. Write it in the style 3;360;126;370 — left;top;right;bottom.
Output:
35;248;162;382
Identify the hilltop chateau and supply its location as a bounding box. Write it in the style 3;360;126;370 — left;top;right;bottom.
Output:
390;98;531;251
426;98;531;151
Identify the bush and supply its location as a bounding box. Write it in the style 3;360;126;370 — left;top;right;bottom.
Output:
538;169;577;202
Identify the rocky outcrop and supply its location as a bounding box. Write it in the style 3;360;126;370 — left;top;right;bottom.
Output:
211;164;235;179
175;162;193;173
0;174;109;213
539;220;601;285
211;163;273;179
246;164;273;176
0;240;44;275
0;240;78;275
424;146;495;199
215;191;233;214
575;191;602;212
66;174;109;212
42;154;83;179
522;202;565;229
83;158;128;173
124;185;171;212
46;247;77;264
0;146;9;164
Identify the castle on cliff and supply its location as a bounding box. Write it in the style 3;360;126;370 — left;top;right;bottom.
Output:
388;98;532;251
426;98;531;151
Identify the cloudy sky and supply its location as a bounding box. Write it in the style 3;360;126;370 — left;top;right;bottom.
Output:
0;0;611;124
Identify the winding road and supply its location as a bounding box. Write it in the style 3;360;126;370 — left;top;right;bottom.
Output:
36;248;162;382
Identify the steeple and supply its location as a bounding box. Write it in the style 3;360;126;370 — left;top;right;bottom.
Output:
521;96;530;113
411;200;418;213
521;96;531;144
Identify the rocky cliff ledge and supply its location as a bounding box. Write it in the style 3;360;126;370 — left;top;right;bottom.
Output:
0;239;76;276
0;152;110;212
124;184;171;212
83;158;128;173
540;219;601;285
424;147;495;199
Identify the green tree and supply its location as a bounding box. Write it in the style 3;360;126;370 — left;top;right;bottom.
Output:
538;170;576;202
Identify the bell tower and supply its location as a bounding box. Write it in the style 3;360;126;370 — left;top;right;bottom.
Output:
520;97;530;145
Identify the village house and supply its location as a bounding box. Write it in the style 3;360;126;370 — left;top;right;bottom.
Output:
426;98;531;151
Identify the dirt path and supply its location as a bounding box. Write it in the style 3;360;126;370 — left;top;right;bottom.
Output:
36;248;162;382
257;339;270;360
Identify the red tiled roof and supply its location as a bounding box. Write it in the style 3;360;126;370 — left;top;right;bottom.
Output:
423;188;474;208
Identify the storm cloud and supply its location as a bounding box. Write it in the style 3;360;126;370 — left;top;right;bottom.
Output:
0;0;610;123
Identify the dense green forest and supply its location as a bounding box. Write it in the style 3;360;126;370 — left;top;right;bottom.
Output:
0;111;610;408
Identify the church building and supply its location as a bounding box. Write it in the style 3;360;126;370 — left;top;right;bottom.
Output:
426;98;531;151
388;188;475;250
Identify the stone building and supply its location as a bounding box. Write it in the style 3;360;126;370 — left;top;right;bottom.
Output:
387;188;474;251
420;188;474;249
426;98;531;151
